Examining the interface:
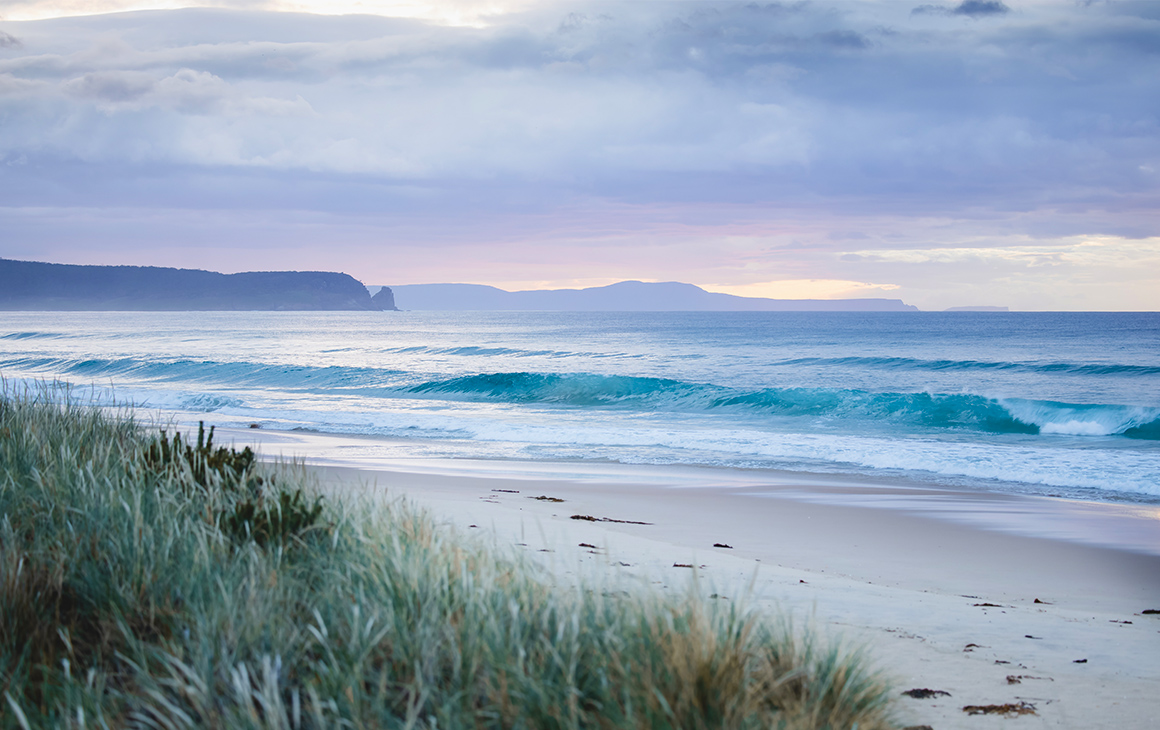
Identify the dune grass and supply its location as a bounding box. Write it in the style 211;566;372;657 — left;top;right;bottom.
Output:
0;383;898;729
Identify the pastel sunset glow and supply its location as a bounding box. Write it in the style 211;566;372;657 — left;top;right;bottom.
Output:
1;0;1157;309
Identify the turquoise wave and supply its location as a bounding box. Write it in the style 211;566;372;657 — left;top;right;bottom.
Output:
4;354;1158;439
407;372;1160;438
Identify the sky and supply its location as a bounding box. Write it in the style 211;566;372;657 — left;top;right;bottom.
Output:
0;0;1158;310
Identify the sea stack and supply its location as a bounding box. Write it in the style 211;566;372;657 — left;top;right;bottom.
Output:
371;286;400;311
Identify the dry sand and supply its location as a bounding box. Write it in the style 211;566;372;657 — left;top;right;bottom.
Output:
225;427;1160;729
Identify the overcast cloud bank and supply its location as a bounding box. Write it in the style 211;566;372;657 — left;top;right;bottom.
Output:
1;1;1157;310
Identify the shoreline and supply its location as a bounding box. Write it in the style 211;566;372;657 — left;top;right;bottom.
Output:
223;425;1160;729
218;426;1160;558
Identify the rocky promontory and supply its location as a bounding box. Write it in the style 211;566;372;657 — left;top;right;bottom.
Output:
0;258;387;311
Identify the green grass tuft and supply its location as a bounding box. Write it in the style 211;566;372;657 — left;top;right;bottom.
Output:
0;382;899;729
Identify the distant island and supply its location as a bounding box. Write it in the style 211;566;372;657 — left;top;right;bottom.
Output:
0;258;397;311
382;281;920;312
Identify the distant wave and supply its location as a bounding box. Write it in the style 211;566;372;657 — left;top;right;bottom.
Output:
379;344;632;359
1;331;69;340
774;355;1160;377
0;356;407;391
376;347;1159;375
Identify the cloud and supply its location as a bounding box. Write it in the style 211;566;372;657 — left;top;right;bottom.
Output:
0;31;23;49
954;1;1010;16
0;2;1157;310
0;3;1154;202
815;29;871;50
63;68;313;115
0;72;42;95
2;0;537;25
829;236;1160;310
707;279;902;300
66;70;155;103
913;1;1010;18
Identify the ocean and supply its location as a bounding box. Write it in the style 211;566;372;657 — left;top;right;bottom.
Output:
1;310;1158;504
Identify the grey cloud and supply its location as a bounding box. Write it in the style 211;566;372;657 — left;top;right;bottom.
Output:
67;70;155;102
652;4;868;59
815;30;870;49
0;72;42;95
0;1;1155;234
0;6;876;86
913;1;1010;17
0;31;21;49
0;39;329;82
954;1;1011;16
1109;1;1160;22
59;68;313;116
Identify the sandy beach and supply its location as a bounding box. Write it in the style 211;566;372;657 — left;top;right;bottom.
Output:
223;427;1160;729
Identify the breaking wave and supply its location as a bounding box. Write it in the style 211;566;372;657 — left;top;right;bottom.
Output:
406;372;1160;439
4;354;1158;439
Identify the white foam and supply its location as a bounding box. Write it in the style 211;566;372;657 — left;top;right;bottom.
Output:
999;398;1160;437
1039;420;1116;436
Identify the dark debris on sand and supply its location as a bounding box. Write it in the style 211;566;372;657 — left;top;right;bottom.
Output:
570;514;651;525
1006;674;1051;684
902;689;951;699
963;702;1036;717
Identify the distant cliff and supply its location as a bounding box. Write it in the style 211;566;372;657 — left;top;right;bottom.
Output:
0;258;384;311
387;281;920;312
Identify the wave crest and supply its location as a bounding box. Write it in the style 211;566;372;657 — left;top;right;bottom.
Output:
6;354;1157;440
999;398;1160;438
405;372;1160;438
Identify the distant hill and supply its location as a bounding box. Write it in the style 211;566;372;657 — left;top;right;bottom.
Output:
386;281;919;312
0;258;388;311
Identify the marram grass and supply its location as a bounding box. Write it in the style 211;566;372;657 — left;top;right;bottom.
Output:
0;384;899;729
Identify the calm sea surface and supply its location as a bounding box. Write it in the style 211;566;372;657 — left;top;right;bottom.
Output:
2;311;1158;504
